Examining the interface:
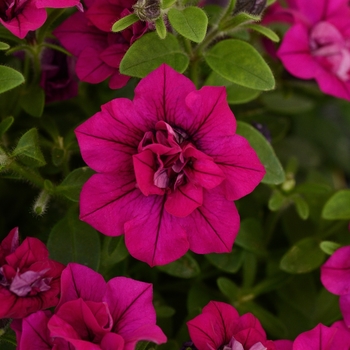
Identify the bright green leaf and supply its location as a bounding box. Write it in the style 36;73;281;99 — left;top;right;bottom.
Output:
120;32;189;78
0;66;24;94
237;121;285;185
157;253;200;278
168;7;208;43
322;190;350;220
155;16;167;39
0;42;10;50
47;210;100;270
112;13;139;32
245;23;279;42
205;71;260;104
268;190;286;211
319;241;341;255
204;39;275;90
0;116;14;137
20;86;45;117
161;0;176;9
56;167;94;202
12;128;46;167
206;246;244;273
280;237;326;274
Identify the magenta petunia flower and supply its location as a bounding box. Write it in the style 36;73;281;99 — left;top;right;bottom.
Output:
45;263;166;349
321;245;350;326
53;0;148;89
75;64;265;266
186;301;276;350
270;0;350;100
0;0;82;39
0;228;65;319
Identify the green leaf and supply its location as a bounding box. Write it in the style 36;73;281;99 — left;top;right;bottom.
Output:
245;24;279;42
12;128;46;167
155;305;175;318
268;190;286;211
120;32;189;78
237;121;285;185
0;116;14;137
102;236;129;266
313;289;342;325
0;66;24;94
157;253;200;278
319;241;341;255
47;209;100;270
205;71;260;104
0;42;10;50
252;273;290;296
217;277;239;302
291;194;309;220
56;167;94;202
280;237;326;274
112;13;139;32
20;86;45;117
161;0;176;9
322;190;350;220
168;7;208;43
206;246;244;273
204;39;275;90
155;16;167;39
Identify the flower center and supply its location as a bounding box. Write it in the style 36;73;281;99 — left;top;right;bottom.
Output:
0;0;24;22
309;21;350;82
221;337;267;350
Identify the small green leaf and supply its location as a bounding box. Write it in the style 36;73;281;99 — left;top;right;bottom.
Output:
155;305;175;318
268;190;286;211
112;13;139;32
237;121;285;185
217;277;239;302
319;241;341;255
20;86;45;117
155;16;167;39
322;190;350;220
0;66;24;94
12;128;46;167
291;194;309;220
168;7;208;43
204;39;275;90
0;116;14;137
56;167;94;202
102;236;129;265
157;253;200;278
245;24;279;42
120;32;189;78
161;0;176;8
206;246;244;273
280;237;326;274
205;71;260;104
0;42;10;50
51;147;65;166
47;209;100;270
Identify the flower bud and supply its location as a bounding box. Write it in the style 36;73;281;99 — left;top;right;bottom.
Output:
33;190;50;216
233;0;267;16
133;0;161;21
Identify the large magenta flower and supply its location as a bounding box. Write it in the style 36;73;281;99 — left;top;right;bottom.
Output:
186;301;276;350
0;0;81;39
0;228;65;319
269;0;350;100
75;64;265;266
321;245;350;326
53;0;148;89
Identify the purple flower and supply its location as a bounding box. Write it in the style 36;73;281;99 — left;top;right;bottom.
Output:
0;228;65;319
0;0;82;39
75;64;265;266
186;301;276;350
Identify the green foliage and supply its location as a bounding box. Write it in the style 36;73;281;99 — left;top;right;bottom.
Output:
112;13;139;32
245;24;279;42
319;241;341;255
0;66;24;94
0;42;10;50
204;40;275;90
206;246;244;273
157;253;200;278
0;117;14;137
20;86;45;117
322;189;350;219
155;16;167;39
168;7;208;43
120;32;189;78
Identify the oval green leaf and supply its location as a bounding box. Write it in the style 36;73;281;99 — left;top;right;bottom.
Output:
322;189;350;220
204;39;275;90
168;7;208;43
245;24;279;42
20;86;45;117
0;42;10;50
0;116;14;137
237;121;285;185
112;13;139;32
119;32;189;78
0;65;24;94
206;246;244;273
157;253;200;278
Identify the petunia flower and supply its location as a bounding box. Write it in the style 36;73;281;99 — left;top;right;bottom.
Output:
186;301;276;350
0;0;82;39
53;0;148;89
75;64;265;266
268;0;350;100
0;228;65;319
320;245;350;326
42;263;166;349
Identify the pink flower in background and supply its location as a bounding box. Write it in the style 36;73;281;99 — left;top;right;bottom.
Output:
321;245;350;326
186;301;276;350
0;228;65;319
54;0;148;89
0;0;81;39
75;64;265;266
270;0;350;100
48;263;165;349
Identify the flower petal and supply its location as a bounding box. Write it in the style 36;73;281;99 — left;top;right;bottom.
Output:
101;333;125;350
